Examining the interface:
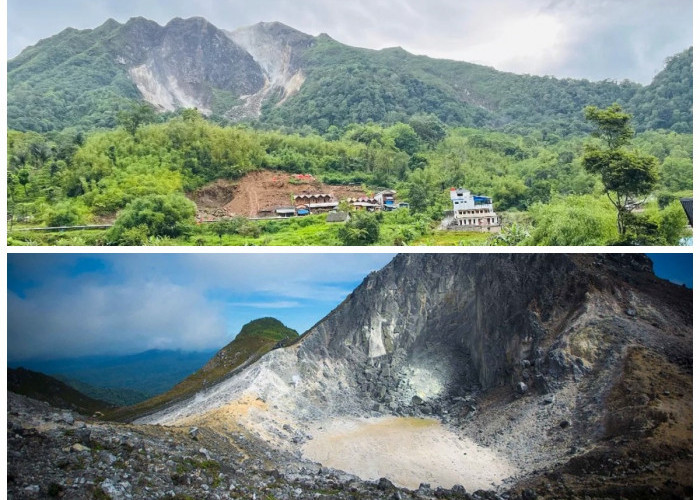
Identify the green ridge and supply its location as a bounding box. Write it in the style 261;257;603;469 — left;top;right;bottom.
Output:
8;367;112;415
105;318;298;421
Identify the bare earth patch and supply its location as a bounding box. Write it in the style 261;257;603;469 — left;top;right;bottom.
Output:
302;416;517;491
191;171;370;218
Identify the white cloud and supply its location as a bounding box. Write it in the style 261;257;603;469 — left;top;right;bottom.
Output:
7;281;228;360
7;254;395;360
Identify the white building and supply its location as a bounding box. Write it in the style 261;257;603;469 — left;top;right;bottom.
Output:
450;188;500;231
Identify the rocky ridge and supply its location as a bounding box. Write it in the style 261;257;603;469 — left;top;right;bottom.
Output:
135;254;691;497
8;254;692;498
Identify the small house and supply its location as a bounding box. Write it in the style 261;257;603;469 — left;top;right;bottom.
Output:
347;196;380;211
275;207;296;218
293;194;338;213
374;190;397;210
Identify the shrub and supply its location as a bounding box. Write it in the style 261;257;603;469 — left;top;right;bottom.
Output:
338;212;380;246
44;201;84;227
108;194;195;244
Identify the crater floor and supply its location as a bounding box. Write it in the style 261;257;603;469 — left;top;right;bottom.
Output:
302;416;517;490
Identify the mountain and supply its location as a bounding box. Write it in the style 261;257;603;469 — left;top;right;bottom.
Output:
8;367;111;415
9;349;218;399
132;254;691;497
52;375;150;406
629;48;693;132
8;17;692;134
106;317;298;421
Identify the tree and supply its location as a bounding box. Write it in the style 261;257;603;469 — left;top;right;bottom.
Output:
582;104;659;235
408;114;447;148
405;167;444;218
338;212;380;246
17;169;30;196
387;123;420;155
526;195;619;246
117;103;157;135
108;194;196;244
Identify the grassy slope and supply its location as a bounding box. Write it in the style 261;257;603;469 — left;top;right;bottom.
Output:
105;318;298;422
8;367;112;415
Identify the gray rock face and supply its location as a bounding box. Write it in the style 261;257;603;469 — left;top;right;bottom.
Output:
297;254;586;396
116;17;266;114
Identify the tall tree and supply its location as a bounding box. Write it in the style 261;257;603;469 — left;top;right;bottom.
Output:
117;103;157;136
582;104;659;235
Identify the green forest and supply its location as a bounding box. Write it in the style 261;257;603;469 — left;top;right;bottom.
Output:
7;102;692;246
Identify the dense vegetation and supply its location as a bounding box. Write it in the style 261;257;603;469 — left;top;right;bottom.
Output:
7;367;111;414
7;103;691;246
7;16;692;137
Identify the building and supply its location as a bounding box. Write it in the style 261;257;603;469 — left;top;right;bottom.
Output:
326;211;350;223
275;207;296;218
450;188;500;232
680;198;692;226
347;196;380;211
293;194;338;213
374;190;397;210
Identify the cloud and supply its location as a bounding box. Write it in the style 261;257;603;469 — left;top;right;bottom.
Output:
7;280;228;360
228;300;302;309
7;0;691;83
7;253;396;361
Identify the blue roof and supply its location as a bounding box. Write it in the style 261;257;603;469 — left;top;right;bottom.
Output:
297;209;310;215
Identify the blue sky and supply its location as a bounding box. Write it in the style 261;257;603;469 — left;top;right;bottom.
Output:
6;0;692;83
647;254;693;288
7;253;396;361
7;253;691;361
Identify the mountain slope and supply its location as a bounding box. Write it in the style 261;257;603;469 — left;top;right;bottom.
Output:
136;254;692;497
629;47;693;133
106;317;298;421
8;17;692;134
8;17;265;132
11;349;218;398
8;367;111;415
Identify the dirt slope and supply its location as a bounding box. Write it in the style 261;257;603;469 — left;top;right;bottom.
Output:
189;170;370;219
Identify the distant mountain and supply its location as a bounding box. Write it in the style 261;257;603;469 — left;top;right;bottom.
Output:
8;367;111;415
106;317;298;421
7;17;692;134
9;349;218;398
52;375;151;406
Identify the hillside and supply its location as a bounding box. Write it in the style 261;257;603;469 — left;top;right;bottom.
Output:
7;17;692;134
8;367;111;415
106;317;298;421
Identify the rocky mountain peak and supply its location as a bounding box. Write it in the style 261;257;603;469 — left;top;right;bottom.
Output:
7;254;692;497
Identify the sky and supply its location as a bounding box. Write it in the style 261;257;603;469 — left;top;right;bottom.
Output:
7;253;692;362
7;253;396;361
6;0;693;84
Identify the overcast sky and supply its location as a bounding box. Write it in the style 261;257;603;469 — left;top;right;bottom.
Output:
7;253;395;361
6;0;692;83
